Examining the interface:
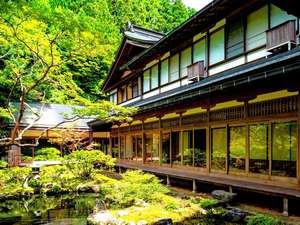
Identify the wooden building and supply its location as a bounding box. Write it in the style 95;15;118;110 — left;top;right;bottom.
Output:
90;0;300;214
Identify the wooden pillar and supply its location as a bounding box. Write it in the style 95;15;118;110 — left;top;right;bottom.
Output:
226;124;229;175
207;108;211;173
109;135;112;156
283;198;289;216
178;112;183;165
245;101;250;175
298;94;300;185
192;179;197;193
142;120;145;164
229;186;233;193
166;175;171;187
268;122;272;179
158;116;163;166
118;125;121;160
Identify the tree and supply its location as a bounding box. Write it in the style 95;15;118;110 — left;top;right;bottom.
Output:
0;1;136;150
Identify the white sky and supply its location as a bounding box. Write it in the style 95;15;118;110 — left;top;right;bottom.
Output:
182;0;213;10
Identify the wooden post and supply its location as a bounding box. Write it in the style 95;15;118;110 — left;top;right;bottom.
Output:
166;175;171;187
158;116;163;166
298;94;300;185
283;198;289;216
109;135;112;156
118;125;121;160
229;186;233;193
142;120;145;164
268;122;272;179
192;179;197;193
226;124;229;175
207;108;211;173
245;101;250;175
179;112;183;165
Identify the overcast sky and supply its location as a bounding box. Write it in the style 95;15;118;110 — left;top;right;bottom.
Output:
182;0;213;10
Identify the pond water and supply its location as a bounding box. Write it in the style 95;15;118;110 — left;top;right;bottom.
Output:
0;193;100;225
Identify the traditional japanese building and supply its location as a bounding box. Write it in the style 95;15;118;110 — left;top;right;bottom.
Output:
90;0;300;214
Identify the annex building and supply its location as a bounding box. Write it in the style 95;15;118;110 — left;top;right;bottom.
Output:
89;0;300;214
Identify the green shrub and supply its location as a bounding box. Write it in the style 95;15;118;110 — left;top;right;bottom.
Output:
102;170;169;208
246;214;284;225
64;150;115;179
35;147;62;161
199;198;219;209
0;160;7;168
22;156;33;162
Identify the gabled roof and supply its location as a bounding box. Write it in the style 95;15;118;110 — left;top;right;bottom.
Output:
11;103;92;130
102;23;164;92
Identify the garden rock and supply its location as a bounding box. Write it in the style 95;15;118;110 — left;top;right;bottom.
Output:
76;184;92;193
91;184;101;193
87;211;124;225
211;190;237;203
153;218;173;225
222;207;248;223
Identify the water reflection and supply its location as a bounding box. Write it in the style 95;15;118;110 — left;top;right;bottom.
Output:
0;194;100;225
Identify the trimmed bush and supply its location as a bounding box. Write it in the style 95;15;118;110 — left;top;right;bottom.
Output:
35;147;62;161
246;214;284;225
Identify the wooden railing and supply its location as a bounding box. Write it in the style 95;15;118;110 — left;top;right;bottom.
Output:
187;60;206;82
267;20;296;53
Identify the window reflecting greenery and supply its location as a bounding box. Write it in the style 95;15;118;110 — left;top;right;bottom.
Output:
132;135;142;163
194;129;206;168
182;130;193;166
120;136;125;159
272;122;297;177
180;47;192;77
209;29;225;65
211;128;227;171
125;135;133;160
229;126;246;173
171;132;181;165
145;133;160;163
162;133;170;164
112;137;119;158
249;124;269;174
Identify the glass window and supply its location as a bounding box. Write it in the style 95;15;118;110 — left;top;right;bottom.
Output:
110;93;117;104
246;5;268;50
193;38;206;64
249;124;269;174
211;128;227;171
112;137;119;158
132;79;139;98
229;126;246;173
170;54;179;81
271;4;297;28
272;122;297;177
132;135;142;163
162;132;170;164
227;19;244;58
127;84;132;100
151;65;159;89
145;133;159;163
161;59;169;85
120;136;125;159
182;130;193;166
180;47;192;77
171;131;181;165
125;135;133;160
209;28;225;65
143;69;150;92
194;129;206;168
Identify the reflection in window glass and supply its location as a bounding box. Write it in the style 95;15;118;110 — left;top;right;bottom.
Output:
162;133;170;164
249;124;269;174
182;130;193;166
170;54;179;81
193;38;206;64
171;132;181;165
246;5;268;50
161;59;169;85
209;29;225;65
143;70;150;92
132;135;142;163
145;133;159;163
272;122;297;177
271;4;297;28
180;47;192;77
151;65;159;89
120;136;125;159
112;137;119;158
227;19;244;58
229;126;246;173
194;129;206;168
125;135;133;160
211;128;227;171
